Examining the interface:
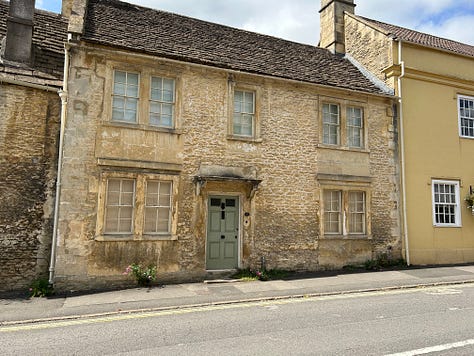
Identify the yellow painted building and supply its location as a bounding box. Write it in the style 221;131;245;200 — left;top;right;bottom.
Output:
320;0;474;264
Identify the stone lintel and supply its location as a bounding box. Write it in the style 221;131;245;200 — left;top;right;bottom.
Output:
97;157;182;173
317;173;372;183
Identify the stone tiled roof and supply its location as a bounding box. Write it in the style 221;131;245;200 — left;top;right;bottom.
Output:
82;0;384;95
0;0;68;80
359;16;474;58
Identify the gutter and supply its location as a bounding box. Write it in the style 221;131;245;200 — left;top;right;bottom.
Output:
48;41;70;285
397;39;410;266
0;77;60;92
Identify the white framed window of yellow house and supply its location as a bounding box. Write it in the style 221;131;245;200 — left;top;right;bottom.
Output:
458;95;474;138
97;172;178;240
322;189;368;237
432;180;461;227
111;68;177;129
321;102;365;149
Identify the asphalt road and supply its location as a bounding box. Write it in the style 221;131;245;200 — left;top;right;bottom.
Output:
2;284;474;355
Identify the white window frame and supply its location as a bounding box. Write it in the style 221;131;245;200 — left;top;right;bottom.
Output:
233;89;255;137
149;76;176;128
111;70;140;123
320;101;366;149
109;66;179;130
458;95;474;139
144;180;172;235
432;179;461;227
346;106;364;148
323;190;342;234
323;189;368;237
348;191;366;234
97;172;178;240
322;103;340;145
104;178;136;234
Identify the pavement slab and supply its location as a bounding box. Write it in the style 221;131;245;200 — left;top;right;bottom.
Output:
2;265;474;325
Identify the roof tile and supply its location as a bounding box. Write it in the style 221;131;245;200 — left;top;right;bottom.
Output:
83;0;384;94
358;16;474;58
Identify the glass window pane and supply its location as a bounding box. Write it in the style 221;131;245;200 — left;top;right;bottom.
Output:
114;71;126;83
145;181;172;234
163;78;174;91
105;178;135;234
151;89;162;101
162;104;173;115
113;83;125;96
124;110;136;122
127;73;139;85
324;190;341;234
151;77;162;89
149;77;175;127
126;98;138;111
159;182;171;195
234;90;243;102
126;85;138;97
112;71;139;123
144;208;158;232
163;91;173;102
112;97;124;109
150;102;161;114
433;182;459;226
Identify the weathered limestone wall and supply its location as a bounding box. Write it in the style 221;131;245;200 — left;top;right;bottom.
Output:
53;43;400;290
345;15;395;88
0;83;60;291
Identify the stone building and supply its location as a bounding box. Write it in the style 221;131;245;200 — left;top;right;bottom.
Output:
0;0;67;291
51;0;401;290
320;0;474;264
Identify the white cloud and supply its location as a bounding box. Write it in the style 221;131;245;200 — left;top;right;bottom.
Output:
419;15;474;45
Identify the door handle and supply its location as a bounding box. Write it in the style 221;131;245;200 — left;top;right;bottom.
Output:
221;235;225;239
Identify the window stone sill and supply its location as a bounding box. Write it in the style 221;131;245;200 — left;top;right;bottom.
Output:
317;144;369;153
103;121;183;135
95;234;178;241
321;235;371;240
226;135;263;143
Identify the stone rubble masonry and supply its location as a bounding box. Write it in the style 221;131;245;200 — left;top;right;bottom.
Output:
53;43;401;291
0;83;60;292
345;14;396;89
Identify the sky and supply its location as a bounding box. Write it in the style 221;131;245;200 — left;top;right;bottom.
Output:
39;0;474;46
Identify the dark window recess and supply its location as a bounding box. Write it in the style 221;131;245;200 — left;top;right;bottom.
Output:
211;198;221;207
226;199;236;207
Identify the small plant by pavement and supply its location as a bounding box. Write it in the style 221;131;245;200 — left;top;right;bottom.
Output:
123;263;157;287
233;268;288;281
29;278;54;298
364;253;406;271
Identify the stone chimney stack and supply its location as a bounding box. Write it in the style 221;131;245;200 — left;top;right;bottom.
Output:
62;0;73;17
319;0;355;54
4;0;36;64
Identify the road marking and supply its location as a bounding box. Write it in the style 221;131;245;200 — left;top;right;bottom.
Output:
424;287;462;295
386;339;474;355
0;285;470;333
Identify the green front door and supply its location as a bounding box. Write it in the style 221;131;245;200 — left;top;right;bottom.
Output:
206;196;239;270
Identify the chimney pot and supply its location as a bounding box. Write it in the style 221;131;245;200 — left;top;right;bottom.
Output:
4;0;36;64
